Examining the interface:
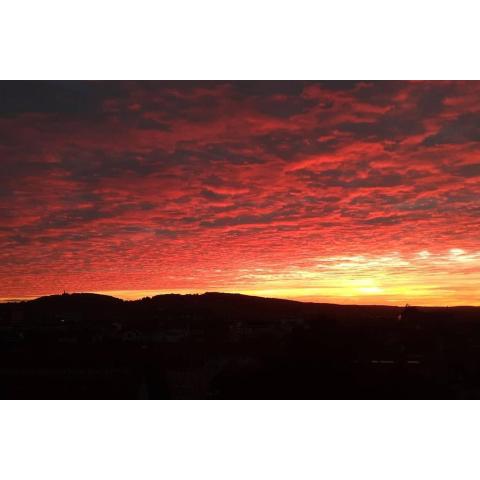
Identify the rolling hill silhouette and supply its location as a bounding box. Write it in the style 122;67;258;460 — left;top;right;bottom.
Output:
1;292;480;399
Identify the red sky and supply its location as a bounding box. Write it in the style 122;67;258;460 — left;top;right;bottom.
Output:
1;81;480;305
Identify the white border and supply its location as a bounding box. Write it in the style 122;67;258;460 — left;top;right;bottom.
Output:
1;400;478;480
1;0;479;79
1;1;479;478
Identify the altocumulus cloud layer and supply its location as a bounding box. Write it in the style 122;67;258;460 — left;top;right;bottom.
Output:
1;81;480;304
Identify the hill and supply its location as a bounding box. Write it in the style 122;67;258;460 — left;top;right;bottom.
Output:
1;292;480;399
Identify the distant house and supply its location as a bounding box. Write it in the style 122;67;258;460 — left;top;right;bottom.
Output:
229;319;280;341
155;326;192;343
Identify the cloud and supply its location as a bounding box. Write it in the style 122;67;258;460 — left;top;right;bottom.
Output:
452;162;480;178
423;112;480;146
1;80;480;305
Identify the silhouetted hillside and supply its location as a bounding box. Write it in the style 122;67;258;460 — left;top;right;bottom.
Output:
27;293;123;315
29;292;123;307
1;292;480;399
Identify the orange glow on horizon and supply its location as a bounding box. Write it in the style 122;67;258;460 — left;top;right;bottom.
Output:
3;249;480;306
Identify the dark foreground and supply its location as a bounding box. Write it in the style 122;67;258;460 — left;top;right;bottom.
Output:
1;292;480;399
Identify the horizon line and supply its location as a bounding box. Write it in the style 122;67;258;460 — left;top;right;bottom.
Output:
1;290;479;308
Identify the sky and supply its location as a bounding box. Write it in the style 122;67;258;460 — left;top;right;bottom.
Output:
1;80;480;305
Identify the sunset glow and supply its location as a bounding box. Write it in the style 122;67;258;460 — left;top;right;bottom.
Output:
1;81;480;305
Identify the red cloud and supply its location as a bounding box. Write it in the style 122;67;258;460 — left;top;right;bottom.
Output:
1;81;480;305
